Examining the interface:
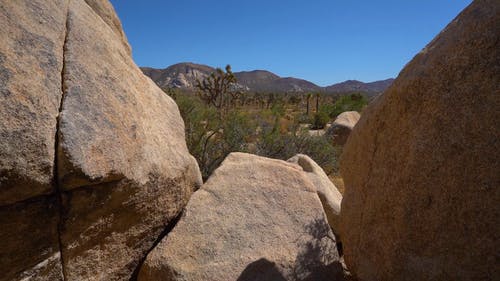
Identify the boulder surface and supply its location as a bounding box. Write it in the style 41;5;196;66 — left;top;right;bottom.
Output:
340;1;499;280
0;1;68;279
326;111;360;146
0;0;201;280
139;153;344;281
0;0;67;205
288;154;343;235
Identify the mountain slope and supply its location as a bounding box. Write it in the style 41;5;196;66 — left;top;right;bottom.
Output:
141;63;215;89
325;78;395;93
141;62;393;94
234;70;321;93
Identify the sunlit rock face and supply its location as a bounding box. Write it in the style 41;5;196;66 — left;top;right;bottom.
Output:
325;111;360;145
139;153;344;281
0;0;201;280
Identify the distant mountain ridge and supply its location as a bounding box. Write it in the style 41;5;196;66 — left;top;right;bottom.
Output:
324;79;395;93
141;63;214;89
141;62;393;94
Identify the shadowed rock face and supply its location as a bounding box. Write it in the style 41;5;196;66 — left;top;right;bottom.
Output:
236;259;288;281
0;196;63;281
0;1;201;280
138;153;344;281
340;1;499;280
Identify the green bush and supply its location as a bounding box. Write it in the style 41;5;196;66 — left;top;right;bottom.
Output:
296;114;312;124
329;93;368;118
169;89;342;180
255;124;340;175
196;111;255;179
311;111;329;130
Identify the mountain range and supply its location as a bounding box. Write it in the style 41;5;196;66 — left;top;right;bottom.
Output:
141;62;394;94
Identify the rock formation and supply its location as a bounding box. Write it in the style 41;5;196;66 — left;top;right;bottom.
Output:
326;111;360;145
0;0;67;206
288;154;343;235
139;153;344;281
2;0;498;280
340;1;499;280
0;1;68;280
0;1;201;280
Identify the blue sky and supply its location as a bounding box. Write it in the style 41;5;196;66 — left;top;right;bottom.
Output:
110;0;472;86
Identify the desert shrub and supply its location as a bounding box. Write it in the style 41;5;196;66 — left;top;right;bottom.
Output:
288;95;302;105
170;90;341;180
221;111;256;150
196;111;256;179
311;111;329;130
174;94;219;158
270;102;285;117
296;114;312;124
329;93;368;118
292;134;340;174
255;124;340;175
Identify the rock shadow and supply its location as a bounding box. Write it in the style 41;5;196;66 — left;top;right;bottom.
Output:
237;258;287;281
293;217;346;281
237;218;347;281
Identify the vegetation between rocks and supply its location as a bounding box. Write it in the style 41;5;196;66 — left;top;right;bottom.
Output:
167;65;368;180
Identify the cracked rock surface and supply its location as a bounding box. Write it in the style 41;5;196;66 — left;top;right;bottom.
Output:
0;1;202;280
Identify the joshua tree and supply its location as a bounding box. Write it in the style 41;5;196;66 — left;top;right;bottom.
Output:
195;64;238;117
306;93;312;115
315;92;320;113
266;93;276;109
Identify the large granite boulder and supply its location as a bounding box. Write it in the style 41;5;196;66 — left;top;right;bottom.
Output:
139;153;344;281
0;1;68;280
340;1;499;280
0;0;67;206
0;0;201;280
325;111;360;146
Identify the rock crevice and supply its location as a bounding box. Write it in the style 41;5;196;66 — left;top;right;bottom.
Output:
130;210;185;281
0;1;202;280
54;2;71;280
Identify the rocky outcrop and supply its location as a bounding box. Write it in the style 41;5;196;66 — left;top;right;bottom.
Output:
288;154;343;235
326;111;360;145
0;1;68;280
340;1;499;280
141;63;215;89
0;0;201;280
139;153;343;281
0;0;67;206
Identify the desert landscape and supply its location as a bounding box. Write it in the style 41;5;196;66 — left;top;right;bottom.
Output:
0;0;498;280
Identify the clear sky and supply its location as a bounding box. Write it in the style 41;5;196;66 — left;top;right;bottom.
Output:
110;0;472;86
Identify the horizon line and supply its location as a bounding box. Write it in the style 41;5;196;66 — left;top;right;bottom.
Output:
139;61;396;87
